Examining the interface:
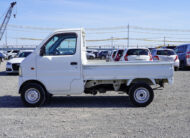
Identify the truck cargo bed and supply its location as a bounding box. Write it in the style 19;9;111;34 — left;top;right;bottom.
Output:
83;61;174;84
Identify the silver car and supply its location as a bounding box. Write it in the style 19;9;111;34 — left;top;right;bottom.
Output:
151;49;179;71
120;48;153;62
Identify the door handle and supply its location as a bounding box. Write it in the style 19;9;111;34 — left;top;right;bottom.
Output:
70;62;78;65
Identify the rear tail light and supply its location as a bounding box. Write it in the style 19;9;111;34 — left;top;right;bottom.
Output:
186;52;190;59
115;54;120;61
149;54;153;61
154;56;159;60
124;54;128;61
174;55;178;61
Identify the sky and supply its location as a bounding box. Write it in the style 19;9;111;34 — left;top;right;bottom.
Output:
0;0;190;48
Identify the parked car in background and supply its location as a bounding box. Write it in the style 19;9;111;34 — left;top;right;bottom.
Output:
98;50;109;60
6;50;20;59
151;49;179;71
175;44;190;69
0;51;6;62
109;50;117;61
86;52;95;59
87;50;99;58
120;48;153;62
92;50;99;58
114;49;124;61
6;50;33;74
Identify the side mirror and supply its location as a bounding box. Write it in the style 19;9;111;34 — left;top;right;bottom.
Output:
40;47;45;56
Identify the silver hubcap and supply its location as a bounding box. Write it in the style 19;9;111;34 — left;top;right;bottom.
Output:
134;87;150;103
25;88;40;104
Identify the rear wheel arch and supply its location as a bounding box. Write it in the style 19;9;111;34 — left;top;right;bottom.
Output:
127;78;155;86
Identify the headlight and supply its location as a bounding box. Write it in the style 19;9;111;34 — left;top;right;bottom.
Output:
7;62;11;65
19;67;22;76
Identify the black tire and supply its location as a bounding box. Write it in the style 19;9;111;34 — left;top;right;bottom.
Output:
129;83;154;107
180;61;185;70
89;56;93;60
174;67;179;71
21;83;46;107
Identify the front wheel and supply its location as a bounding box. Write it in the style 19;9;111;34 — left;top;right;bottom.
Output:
21;83;46;107
129;83;154;107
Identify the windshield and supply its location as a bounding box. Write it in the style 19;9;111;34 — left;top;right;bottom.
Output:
127;49;149;55
157;50;175;55
18;52;32;58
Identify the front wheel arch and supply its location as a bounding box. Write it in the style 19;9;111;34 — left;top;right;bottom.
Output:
19;80;47;94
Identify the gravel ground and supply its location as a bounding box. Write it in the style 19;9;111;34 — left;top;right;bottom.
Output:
0;61;190;138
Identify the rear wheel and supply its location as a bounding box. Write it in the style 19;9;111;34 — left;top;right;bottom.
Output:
129;83;154;107
21;83;46;107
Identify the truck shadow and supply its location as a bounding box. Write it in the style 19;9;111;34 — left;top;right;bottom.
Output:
0;71;18;76
178;67;190;71
48;96;134;108
0;95;135;108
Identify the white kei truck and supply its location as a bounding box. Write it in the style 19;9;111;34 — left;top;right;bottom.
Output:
18;28;174;107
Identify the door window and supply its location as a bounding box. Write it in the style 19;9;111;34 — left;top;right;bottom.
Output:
43;33;77;56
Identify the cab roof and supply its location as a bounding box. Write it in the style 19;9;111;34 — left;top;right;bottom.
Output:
54;28;84;33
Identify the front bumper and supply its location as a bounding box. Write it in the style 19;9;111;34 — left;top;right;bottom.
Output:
174;60;180;68
186;58;190;66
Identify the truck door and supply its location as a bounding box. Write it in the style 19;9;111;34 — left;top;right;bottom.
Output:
36;32;83;94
